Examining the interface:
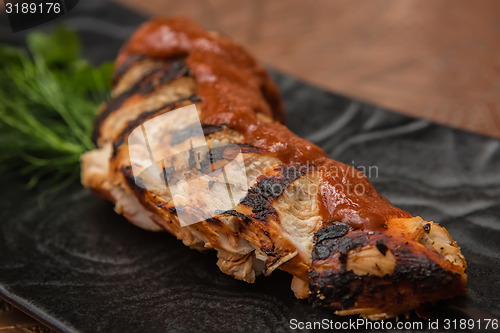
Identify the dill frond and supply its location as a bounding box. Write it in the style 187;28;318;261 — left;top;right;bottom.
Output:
0;26;113;193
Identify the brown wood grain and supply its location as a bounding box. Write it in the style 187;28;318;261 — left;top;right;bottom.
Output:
114;0;500;138
0;300;53;333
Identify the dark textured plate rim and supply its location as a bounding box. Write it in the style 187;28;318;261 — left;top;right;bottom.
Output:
0;285;75;332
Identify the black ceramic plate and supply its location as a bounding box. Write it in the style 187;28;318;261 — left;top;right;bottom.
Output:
1;1;499;332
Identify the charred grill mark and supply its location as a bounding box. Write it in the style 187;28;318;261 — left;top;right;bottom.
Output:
203;146;238;171
169;124;225;145
206;217;222;225
315;222;349;244
206;144;262;162
111;95;201;157
93;59;192;143
309;228;465;311
376;241;388;255
168;120;260;151
237;143;262;154
259;240;276;257
313;256;463;310
138;60;191;95
112;54;145;84
392;255;461;291
121;165;146;196
240;163;311;221
160;164;175;182
407;261;463;290
215;209;252;224
240;185;276;221
311;270;362;309
310;228;377;309
121;163;245;228
185;143;258;175
155;200;167;208
203;124;225;136
312;224;365;263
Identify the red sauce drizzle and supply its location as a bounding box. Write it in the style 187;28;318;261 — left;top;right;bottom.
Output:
118;17;411;231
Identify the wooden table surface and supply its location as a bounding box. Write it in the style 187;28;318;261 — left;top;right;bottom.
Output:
1;0;500;331
115;0;500;139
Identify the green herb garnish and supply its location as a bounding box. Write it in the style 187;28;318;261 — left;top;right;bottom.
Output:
0;27;113;193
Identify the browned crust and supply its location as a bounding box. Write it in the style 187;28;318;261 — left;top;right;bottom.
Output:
309;224;466;316
83;17;468;319
93;58;192;143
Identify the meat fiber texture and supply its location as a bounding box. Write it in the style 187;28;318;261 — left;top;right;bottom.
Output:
81;17;467;319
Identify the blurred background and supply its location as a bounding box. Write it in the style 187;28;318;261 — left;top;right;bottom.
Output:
115;0;500;139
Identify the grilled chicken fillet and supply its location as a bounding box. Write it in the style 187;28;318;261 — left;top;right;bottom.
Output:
81;17;467;320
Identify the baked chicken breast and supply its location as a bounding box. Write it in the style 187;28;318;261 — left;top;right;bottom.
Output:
81;17;467;320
